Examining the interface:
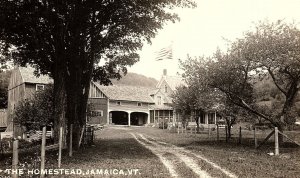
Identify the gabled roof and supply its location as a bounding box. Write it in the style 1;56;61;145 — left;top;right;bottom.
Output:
93;82;155;103
156;75;185;91
19;67;53;84
149;89;159;96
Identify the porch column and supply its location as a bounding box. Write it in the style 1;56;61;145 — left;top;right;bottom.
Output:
214;111;217;124
168;110;171;123
107;99;110;125
107;110;111;125
173;110;176;123
128;112;131;126
157;110;160;127
205;113;208;124
153;109;156;125
147;111;150;124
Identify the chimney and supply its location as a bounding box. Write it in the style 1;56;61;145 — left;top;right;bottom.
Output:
163;69;167;76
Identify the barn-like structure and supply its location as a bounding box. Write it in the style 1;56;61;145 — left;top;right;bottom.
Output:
89;82;154;126
6;67;52;135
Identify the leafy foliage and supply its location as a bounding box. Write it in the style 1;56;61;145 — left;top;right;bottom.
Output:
0;1;196;146
0;70;11;108
179;21;300;131
13;85;53;130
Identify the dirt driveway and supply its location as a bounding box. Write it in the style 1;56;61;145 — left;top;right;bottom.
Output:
103;126;237;178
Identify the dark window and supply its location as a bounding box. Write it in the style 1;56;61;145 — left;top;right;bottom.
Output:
137;102;142;106
208;113;215;124
90;110;103;117
36;84;45;91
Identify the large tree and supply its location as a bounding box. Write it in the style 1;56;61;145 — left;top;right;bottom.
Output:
0;0;196;148
180;21;300;137
173;57;241;138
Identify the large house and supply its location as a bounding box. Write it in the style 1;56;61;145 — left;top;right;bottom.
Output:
5;67;220;135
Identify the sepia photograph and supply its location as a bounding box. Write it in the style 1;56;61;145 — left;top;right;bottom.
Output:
0;0;300;177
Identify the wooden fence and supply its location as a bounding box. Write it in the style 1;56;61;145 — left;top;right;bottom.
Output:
0;109;7;127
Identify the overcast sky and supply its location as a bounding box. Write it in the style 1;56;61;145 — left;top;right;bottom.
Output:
128;0;300;80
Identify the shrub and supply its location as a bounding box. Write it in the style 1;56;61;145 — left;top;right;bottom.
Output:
13;85;53;131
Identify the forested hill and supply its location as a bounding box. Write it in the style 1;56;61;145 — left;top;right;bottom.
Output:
111;72;158;88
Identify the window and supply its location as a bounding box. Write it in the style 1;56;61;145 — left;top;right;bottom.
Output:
137;102;142;106
36;84;45;91
90;110;103;117
116;101;121;106
164;85;168;93
208;113;215;124
157;96;162;105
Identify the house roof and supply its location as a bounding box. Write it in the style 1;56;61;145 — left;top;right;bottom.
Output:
149;104;173;110
19;67;53;84
156;75;186;91
94;82;155;103
149;89;159;96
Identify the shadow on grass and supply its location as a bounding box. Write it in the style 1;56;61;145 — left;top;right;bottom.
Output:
63;137;159;166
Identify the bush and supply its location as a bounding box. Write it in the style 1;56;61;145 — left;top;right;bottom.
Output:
13;85;54;131
159;121;168;129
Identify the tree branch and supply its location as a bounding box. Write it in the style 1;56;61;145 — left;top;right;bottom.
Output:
268;67;287;96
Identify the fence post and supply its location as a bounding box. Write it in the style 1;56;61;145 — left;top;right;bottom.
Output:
217;125;219;141
40;126;46;178
275;127;279;155
69;124;73;157
239;126;242;144
225;125;228;142
254;127;257;148
208;124;211;138
12;139;19;178
58;127;63;168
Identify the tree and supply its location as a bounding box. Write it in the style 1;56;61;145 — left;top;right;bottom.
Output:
231;21;300;131
13;85;54;131
180;21;300;139
0;1;196;148
172;85;196;127
172;68;240;139
0;70;11;108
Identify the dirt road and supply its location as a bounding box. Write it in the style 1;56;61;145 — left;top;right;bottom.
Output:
106;126;237;178
130;131;237;178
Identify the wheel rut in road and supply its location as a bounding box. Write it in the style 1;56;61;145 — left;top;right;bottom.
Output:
130;132;237;178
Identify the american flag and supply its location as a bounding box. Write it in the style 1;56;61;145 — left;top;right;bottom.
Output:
155;44;173;61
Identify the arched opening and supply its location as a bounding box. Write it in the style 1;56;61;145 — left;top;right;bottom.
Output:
130;112;148;126
110;111;128;125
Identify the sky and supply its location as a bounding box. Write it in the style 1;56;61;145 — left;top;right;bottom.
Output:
128;0;300;80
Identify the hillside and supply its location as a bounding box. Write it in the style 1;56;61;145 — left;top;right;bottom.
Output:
111;72;158;88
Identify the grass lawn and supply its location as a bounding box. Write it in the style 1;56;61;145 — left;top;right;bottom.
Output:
134;126;300;178
1;128;170;177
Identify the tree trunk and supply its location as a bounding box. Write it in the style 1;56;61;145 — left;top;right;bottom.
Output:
227;124;232;140
53;67;66;142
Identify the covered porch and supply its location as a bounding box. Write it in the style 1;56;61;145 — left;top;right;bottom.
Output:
109;110;149;126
